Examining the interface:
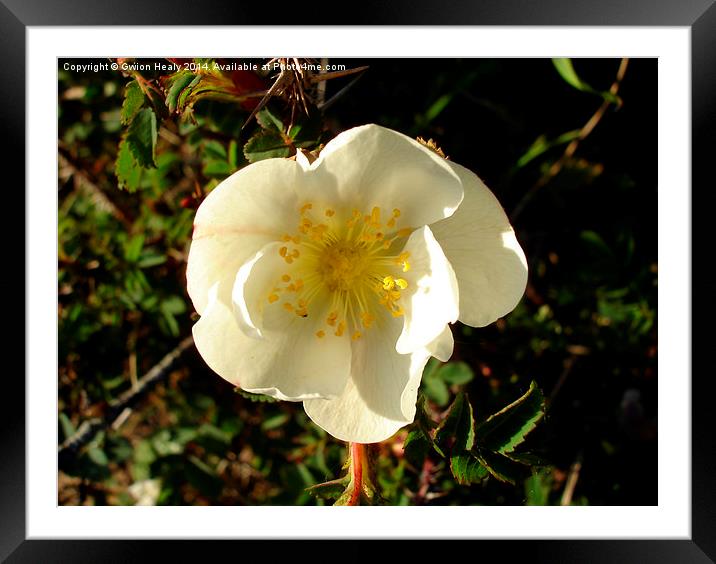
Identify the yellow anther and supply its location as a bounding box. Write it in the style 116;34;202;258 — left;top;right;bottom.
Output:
383;276;395;290
281;234;292;242
360;312;375;328
285;256;294;264
268;293;279;304
281;274;291;282
298;299;307;308
291;249;300;258
279;246;288;257
316;330;326;338
325;208;335;217
283;303;294;312
392;208;401;218
371;207;381;224
391;306;405;318
395;278;408;290
326;312;338;326
386;218;396;228
294;279;304;291
335;320;346;337
396;252;411;272
310;224;328;241
352;331;362;341
300;202;313;214
287;283;296;292
295;307;308;318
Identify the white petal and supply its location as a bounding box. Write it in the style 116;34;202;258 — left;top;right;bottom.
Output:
396;226;459;355
231;247;267;339
429;161;528;327
303;315;431;443
187;158;308;315
231;240;334;338
309;124;463;228
193;286;351;401
425;324;454;362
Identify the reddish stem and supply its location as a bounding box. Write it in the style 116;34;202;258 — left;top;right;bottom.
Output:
346;442;365;506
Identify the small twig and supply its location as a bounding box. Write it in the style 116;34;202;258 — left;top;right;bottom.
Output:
511;58;629;221
413;457;435;505
560;456;583;506
58;336;195;465
316;58;329;107
318;70;368;112
547;355;577;408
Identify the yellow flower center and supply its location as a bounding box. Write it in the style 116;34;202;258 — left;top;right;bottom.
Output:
266;202;413;340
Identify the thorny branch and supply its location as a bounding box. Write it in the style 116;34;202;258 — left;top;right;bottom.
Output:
58;336;195;467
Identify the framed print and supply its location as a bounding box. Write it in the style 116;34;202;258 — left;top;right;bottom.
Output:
6;0;715;561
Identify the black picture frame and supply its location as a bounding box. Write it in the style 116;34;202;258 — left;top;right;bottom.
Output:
7;1;714;561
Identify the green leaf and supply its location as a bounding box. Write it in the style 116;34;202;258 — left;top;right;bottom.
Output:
450;453;489;485
58;412;76;441
505;452;548;467
195;424;231;454
203;140;227;160
423;374;450;406
256;108;284;132
87;447;108;466
289;113;324;148
437;361;474;386
415;394;437;430
243;129;292;163
306;475;351;500
186;455;223;498
403;428;430;467
552;58;621;105
177;75;201;113
580;230;613;257
228;139;239;170
137;254;167;268
474;448;527;485
160;295;186;315
234;388;279;403
121;80;145;125
202;160;232;178
517;129;582;169
124;234;145;263
165;71;199;113
261;413;290;431
115;137;143;192
424;93;453;123
475;381;545;454
524;469;555;505
435;392;475;454
127;108;157;168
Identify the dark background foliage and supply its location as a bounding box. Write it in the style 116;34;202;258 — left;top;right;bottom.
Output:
58;57;657;506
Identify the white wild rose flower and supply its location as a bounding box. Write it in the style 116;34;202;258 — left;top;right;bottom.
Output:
187;124;527;443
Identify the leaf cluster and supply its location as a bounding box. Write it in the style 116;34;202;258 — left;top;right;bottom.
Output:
406;382;546;487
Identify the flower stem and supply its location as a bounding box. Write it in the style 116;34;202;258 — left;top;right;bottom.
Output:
346;442;366;506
